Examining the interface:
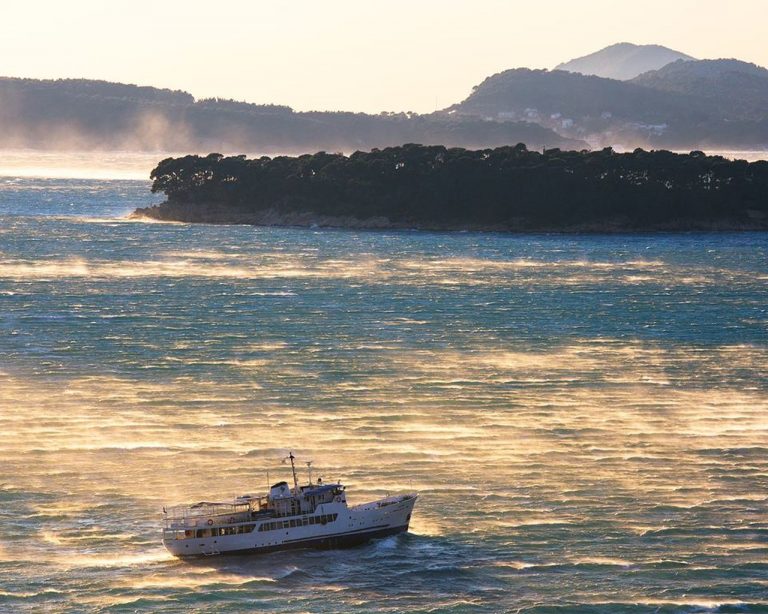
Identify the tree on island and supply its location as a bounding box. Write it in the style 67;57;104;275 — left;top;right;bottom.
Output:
141;144;768;231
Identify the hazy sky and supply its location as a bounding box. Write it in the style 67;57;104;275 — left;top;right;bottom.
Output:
2;1;767;113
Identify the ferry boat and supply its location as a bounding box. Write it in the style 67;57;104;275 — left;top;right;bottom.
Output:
162;453;418;557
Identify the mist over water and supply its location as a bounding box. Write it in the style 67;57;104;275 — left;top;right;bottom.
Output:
0;177;766;612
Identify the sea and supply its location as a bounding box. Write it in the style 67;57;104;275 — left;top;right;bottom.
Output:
0;165;767;612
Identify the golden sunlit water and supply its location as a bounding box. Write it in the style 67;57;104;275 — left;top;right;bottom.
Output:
0;176;767;612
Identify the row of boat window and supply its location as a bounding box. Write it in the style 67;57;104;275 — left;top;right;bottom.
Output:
186;524;256;539
178;513;339;540
258;514;338;532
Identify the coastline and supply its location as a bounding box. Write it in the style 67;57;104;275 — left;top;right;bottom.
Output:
131;202;768;233
141;146;768;235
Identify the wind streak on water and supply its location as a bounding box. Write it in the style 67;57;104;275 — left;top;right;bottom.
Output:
0;178;767;612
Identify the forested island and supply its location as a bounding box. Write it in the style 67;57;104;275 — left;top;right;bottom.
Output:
134;144;768;232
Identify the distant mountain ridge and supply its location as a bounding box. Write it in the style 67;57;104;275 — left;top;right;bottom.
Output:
2;42;768;154
0;77;195;105
556;42;695;80
451;68;697;123
448;50;768;149
630;59;768;120
0;76;582;152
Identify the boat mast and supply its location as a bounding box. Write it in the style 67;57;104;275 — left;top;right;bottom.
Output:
306;460;313;486
287;451;299;493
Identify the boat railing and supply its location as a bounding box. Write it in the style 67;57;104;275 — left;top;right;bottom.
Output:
163;502;254;529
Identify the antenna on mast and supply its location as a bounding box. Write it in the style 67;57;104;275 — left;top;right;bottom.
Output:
306;460;313;486
283;451;299;494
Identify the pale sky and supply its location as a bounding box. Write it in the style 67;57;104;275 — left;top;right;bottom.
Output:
2;0;767;113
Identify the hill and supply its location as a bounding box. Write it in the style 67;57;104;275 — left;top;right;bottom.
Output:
630;59;768;121
555;42;694;80
447;68;703;147
4;48;768;154
134;145;768;232
450;68;696;123
448;64;768;149
0;77;583;153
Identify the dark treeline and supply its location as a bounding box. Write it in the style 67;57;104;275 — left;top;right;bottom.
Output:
138;144;768;231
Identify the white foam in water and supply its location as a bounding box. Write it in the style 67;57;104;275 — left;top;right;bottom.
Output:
0;177;766;612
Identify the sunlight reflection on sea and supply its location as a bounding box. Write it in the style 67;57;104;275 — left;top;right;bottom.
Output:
0;177;766;612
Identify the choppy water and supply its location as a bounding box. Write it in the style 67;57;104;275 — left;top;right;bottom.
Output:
0;176;767;613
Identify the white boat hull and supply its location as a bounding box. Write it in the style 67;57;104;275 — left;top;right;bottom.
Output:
163;493;417;558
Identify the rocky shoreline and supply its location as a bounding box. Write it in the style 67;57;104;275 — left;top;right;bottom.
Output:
131;202;768;233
